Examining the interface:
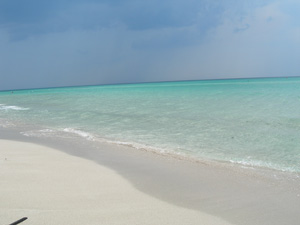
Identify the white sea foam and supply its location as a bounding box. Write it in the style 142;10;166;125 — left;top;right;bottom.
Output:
229;159;297;173
21;131;44;137
39;129;55;133
62;128;95;141
20;129;56;137
102;139;189;159
20;131;33;137
0;104;29;111
106;140;166;152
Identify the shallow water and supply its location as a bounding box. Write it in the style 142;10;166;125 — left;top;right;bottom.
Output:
1;77;300;172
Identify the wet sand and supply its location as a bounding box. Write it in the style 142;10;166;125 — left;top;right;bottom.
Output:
0;129;300;225
0;140;232;225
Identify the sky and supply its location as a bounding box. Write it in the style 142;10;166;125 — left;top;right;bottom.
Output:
0;0;300;90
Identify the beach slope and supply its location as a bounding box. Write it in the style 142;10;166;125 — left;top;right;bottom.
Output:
0;140;231;225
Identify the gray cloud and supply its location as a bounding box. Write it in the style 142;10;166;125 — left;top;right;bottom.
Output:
0;0;299;90
0;0;232;41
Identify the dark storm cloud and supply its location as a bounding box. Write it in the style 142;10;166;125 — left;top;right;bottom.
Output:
0;0;299;90
0;0;229;41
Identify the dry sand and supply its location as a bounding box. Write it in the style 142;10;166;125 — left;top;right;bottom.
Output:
0;140;232;225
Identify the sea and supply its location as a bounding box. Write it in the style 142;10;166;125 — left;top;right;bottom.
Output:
1;77;300;174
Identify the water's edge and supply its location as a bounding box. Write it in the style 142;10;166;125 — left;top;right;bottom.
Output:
1;77;300;173
1;126;300;225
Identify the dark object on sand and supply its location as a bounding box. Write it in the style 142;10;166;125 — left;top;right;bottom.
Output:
9;217;28;225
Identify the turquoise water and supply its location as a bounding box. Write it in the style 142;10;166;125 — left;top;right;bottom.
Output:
1;78;300;172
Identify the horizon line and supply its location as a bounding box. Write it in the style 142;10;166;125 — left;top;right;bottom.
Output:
1;75;299;92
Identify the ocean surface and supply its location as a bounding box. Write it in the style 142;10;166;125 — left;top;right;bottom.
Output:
1;78;300;173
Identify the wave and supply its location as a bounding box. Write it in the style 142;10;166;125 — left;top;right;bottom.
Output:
105;139;172;154
20;127;180;157
62;128;95;141
18;126;300;174
229;159;298;173
21;128;95;141
0;104;29;111
20;129;55;137
61;128;171;155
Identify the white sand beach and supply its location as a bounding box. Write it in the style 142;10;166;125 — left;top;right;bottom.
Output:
0;140;232;225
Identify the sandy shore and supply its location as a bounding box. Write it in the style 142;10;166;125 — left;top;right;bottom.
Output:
1;127;300;225
0;140;231;225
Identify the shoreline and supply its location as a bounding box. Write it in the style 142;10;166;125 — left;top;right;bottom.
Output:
1;139;232;225
6;124;300;175
1;128;300;225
